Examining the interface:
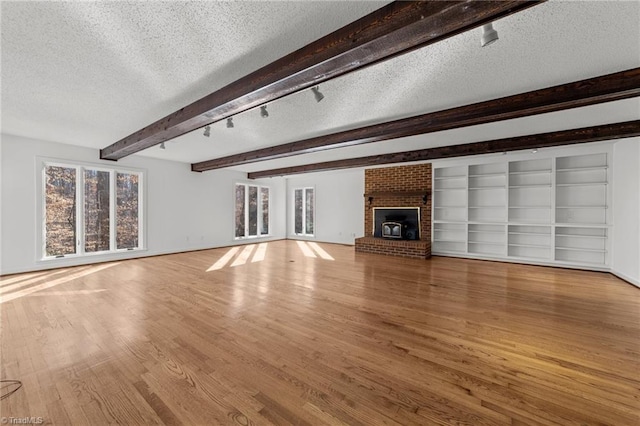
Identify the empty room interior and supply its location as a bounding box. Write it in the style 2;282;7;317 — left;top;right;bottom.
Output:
1;1;640;425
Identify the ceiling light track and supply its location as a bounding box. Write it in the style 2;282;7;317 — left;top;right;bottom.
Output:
191;67;640;172
100;1;543;161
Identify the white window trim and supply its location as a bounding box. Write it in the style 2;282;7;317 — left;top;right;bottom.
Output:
234;182;270;240
293;186;315;237
36;157;146;262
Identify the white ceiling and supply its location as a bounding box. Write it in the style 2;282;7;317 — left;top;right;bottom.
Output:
2;0;639;174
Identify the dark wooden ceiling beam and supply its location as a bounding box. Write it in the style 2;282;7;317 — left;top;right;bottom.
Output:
101;1;543;161
246;120;640;178
193;67;640;172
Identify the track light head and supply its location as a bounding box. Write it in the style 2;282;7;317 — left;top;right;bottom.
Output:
311;86;324;102
481;23;499;47
203;125;211;137
226;117;234;128
261;105;269;118
159;142;166;150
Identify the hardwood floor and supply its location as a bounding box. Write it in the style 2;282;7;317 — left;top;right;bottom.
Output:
1;240;639;425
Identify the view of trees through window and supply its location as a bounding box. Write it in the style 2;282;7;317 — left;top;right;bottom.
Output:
235;184;269;238
116;173;139;249
248;186;258;236
84;169;110;252
261;187;269;235
45;166;77;256
235;185;245;238
294;187;314;236
44;163;141;258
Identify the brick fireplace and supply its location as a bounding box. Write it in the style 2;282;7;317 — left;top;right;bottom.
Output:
355;163;432;259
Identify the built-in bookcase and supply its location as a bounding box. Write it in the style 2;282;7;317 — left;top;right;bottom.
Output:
432;152;611;269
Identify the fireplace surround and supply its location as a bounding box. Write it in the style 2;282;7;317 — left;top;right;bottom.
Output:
355;164;432;259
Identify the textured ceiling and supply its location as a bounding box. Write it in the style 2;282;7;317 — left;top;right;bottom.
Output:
2;0;639;174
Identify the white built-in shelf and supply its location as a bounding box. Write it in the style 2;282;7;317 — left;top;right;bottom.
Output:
508;243;550;249
556;247;606;253
556;205;608;209
434;175;466;180
433;152;610;269
468;173;506;178
508;232;550;236
556;234;606;239
509;170;552;175
556;166;608;172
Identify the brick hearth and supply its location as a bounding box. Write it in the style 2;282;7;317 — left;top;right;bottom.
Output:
354;237;430;259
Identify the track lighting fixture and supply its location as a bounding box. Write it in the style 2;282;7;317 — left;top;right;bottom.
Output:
481;23;498;47
203;125;211;137
226;117;234;128
261;105;269;118
311;86;324;102
159;142;166;150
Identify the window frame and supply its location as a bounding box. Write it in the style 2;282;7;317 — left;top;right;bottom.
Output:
37;158;145;262
293;186;315;237
234;182;270;240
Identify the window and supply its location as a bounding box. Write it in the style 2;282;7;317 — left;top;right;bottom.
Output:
42;162;143;259
116;172;139;249
294;187;314;236
235;183;269;238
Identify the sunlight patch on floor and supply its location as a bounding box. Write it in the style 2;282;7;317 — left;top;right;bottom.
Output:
308;242;335;260
297;241;335;260
296;241;317;258
206;247;240;271
0;270;57;287
0;263;118;304
206;243;271;272
252;243;268;263
0;268;72;295
231;244;256;267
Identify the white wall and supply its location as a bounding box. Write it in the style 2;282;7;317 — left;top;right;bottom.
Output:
612;138;640;287
286;169;365;245
0;134;286;275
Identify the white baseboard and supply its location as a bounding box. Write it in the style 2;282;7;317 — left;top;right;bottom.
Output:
610;269;640;288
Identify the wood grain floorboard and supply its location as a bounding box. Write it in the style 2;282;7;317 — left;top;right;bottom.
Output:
1;240;638;425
